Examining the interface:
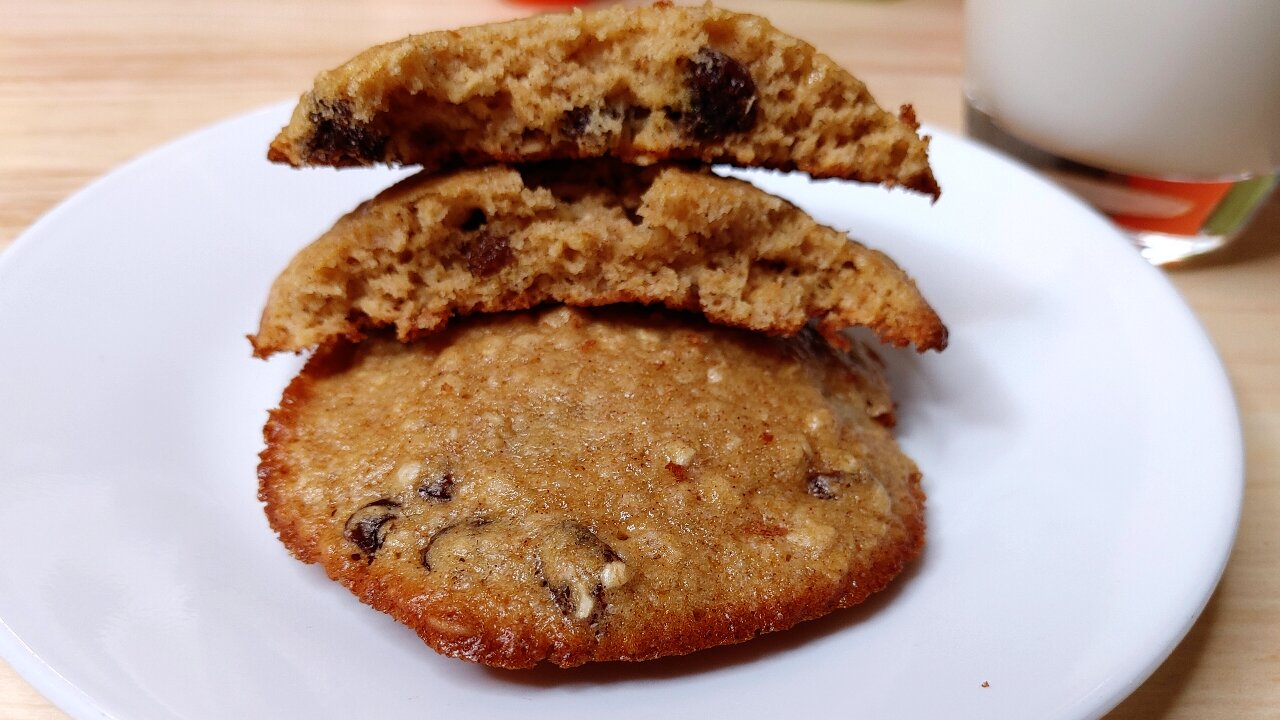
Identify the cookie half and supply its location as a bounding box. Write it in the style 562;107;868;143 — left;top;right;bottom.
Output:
259;306;926;668
250;161;947;357
266;2;939;197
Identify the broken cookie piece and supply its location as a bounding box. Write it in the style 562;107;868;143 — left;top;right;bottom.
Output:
250;161;947;358
267;2;939;196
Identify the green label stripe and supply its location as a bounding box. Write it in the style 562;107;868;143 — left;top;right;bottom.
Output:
1204;174;1279;236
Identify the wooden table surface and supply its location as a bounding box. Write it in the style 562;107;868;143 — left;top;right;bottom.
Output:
1;0;1275;717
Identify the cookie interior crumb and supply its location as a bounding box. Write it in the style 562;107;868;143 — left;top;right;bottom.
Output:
267;2;939;196
250;161;946;358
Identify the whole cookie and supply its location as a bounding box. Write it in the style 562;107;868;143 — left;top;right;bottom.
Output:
259;306;925;668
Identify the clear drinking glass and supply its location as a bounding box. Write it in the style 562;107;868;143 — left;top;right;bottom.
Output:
965;0;1280;265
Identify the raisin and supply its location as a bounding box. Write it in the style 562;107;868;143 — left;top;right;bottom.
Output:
464;230;513;277
681;47;759;140
560;106;594;137
547;582;574;616
536;522;628;625
343;499;400;558
306;99;388;164
417;473;455;501
806;471;842;500
421;517;490;571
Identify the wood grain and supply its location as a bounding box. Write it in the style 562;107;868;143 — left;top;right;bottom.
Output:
0;0;1275;717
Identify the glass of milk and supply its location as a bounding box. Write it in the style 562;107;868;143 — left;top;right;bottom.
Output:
965;0;1280;265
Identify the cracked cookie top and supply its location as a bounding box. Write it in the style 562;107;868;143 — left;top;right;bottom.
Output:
259;306;925;667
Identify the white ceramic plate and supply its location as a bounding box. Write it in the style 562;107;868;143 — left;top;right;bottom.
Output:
0;104;1241;720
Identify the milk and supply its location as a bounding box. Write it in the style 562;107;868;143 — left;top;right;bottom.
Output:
966;0;1280;179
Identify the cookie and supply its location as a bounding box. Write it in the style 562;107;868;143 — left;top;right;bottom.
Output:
259;305;926;668
250;161;947;358
266;2;939;197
